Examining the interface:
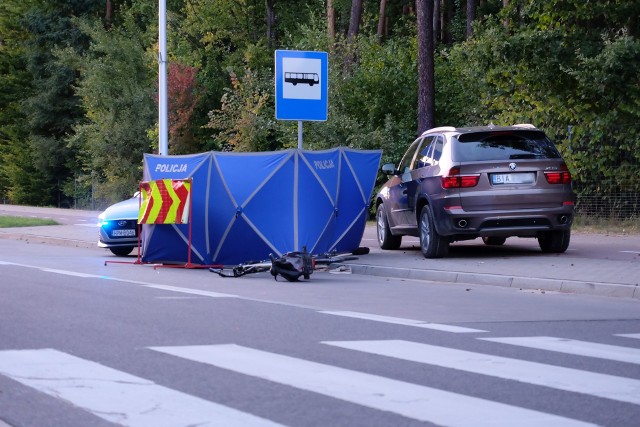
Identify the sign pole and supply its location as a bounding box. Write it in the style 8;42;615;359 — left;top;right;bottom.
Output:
298;121;303;149
158;0;168;156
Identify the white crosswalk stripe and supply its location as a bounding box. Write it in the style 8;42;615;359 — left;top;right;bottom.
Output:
150;343;596;427
616;333;640;340
318;310;487;333
0;348;282;427
323;340;640;405
479;336;640;364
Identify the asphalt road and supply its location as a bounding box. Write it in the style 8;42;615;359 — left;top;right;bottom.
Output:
1;234;640;426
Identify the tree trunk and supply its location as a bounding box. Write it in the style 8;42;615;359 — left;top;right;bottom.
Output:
377;0;387;42
442;0;454;44
266;0;276;48
503;0;510;29
105;0;113;30
416;0;435;133
433;0;441;43
327;0;335;41
466;0;476;38
345;0;364;71
347;0;363;40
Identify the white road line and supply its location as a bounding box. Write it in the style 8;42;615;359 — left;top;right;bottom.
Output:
479;336;640;365
142;284;235;298
620;251;640;254
0;261;107;279
0;348;282;427
323;340;640;405
40;268;99;278
0;261;235;298
319;310;487;333
616;333;640;340
150;344;595;427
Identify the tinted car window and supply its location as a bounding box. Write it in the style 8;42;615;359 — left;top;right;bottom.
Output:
416;136;435;168
432;136;443;161
398;138;422;173
454;131;561;162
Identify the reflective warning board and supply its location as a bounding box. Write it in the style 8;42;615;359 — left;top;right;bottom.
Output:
138;179;191;224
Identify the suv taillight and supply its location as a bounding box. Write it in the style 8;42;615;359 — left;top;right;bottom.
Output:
442;167;480;189
544;163;572;184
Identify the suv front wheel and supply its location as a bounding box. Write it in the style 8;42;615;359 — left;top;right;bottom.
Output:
482;236;507;246
419;205;449;258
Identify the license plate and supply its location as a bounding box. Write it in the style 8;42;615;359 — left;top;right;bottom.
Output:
111;229;136;237
491;172;535;185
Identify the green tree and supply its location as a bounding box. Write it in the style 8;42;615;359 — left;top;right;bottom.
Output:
205;67;279;152
0;0;36;202
18;0;104;206
62;12;156;202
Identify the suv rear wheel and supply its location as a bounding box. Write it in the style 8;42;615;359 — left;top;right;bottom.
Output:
376;203;402;250
538;230;570;253
419;205;449;258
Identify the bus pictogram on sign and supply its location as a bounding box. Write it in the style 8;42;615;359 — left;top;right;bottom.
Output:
284;72;319;86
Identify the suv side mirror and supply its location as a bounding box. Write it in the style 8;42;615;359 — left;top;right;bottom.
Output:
381;163;397;175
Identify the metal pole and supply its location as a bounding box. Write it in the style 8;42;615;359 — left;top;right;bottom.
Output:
91;172;95;210
297;120;303;149
158;0;168;156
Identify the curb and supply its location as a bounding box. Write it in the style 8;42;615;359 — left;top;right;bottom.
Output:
347;263;640;300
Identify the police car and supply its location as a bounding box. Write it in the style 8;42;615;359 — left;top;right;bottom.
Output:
97;193;140;256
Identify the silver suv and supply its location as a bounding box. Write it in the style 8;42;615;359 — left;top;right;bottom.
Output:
375;124;576;258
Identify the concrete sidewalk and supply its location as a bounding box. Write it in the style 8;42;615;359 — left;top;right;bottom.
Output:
0;205;638;299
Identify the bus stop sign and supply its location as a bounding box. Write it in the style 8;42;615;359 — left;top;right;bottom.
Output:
275;50;328;121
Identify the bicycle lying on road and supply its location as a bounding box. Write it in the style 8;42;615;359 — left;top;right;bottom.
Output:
209;247;369;282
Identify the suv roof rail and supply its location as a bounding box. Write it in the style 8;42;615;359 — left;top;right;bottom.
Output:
512;123;536;129
422;126;457;135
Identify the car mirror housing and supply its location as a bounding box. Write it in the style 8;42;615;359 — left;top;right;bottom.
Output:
381;163;397;175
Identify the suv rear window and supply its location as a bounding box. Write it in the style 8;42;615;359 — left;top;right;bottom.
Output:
454;131;561;162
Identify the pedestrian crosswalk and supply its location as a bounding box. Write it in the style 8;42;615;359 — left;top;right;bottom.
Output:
0;330;639;426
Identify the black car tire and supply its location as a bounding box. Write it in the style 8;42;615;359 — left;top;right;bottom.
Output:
482;236;507;246
419;205;448;258
109;246;135;256
538;229;571;253
376;203;402;250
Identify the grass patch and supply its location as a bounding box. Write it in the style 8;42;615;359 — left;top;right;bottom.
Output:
0;216;59;228
573;215;640;235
